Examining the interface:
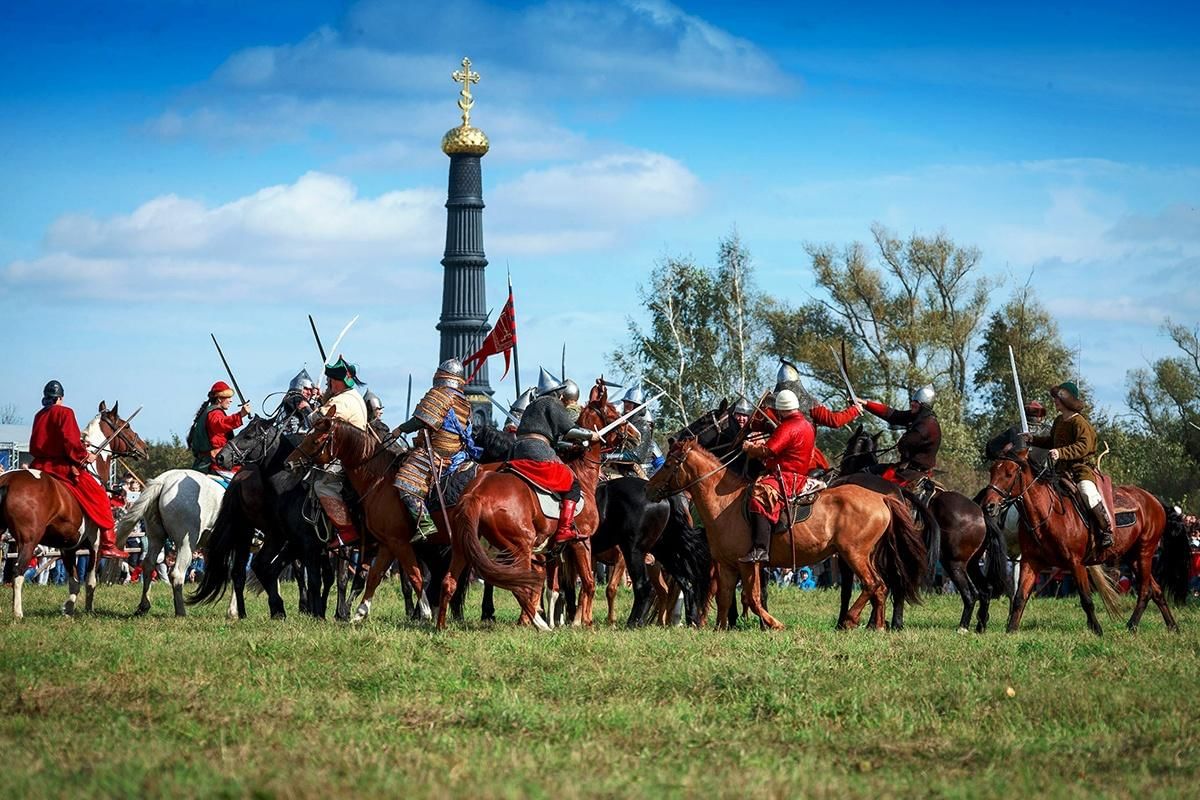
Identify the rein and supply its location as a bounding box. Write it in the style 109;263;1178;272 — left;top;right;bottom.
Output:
655;443;745;498
986;456;1057;532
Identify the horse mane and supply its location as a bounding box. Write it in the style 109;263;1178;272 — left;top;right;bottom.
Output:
331;419;395;473
681;439;748;490
81;414;103;446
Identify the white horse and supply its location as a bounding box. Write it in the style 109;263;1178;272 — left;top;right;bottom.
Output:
116;469;230;617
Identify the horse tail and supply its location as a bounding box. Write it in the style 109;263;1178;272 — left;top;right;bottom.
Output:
116;477;162;540
188;481;241;606
981;508;1013;599
875;494;928;605
1154;498;1190;606
900;487;940;586
454;492;545;594
1086;565;1122;618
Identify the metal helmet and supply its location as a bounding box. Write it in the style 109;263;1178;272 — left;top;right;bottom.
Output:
364;390;383;414
509;387;535;420
621;381;646;406
43;380;64;400
536;367;560;395
433;358;466;389
732;396;754;416
288;369;315;393
561;379;580;404
775;359;800;391
912;384;936;406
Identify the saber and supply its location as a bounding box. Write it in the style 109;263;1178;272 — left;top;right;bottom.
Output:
308;314;327;364
405;374;413;420
1009;345;1029;434
594;391;666;438
92;405;143;453
324;315;360;367
828;343;860;405
485;394;520;427
211;334;247;405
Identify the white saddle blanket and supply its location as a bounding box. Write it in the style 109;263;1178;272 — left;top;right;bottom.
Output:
534;490;586;520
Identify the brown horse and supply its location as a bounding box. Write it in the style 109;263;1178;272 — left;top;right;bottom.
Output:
980;435;1181;635
646;438;926;630
0;402;147;619
436;380;631;630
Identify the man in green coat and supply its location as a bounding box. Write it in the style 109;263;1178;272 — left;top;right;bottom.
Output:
1025;381;1112;548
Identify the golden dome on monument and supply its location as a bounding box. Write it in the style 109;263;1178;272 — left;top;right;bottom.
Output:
441;124;490;156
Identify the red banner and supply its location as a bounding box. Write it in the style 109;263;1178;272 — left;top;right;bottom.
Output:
464;290;516;382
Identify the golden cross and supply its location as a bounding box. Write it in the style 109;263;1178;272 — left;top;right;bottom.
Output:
451;57;480;126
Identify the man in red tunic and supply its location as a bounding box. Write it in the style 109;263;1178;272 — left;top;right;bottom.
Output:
740;389;816;563
29;380;127;558
188;381;251;473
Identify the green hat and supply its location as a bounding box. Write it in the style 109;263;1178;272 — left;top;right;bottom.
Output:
325;357;361;389
1050;381;1083;412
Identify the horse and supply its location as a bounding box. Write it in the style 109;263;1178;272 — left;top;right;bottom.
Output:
837;424;1008;632
645;437;926;631
189;414;333;620
979;430;1186;635
117;468;228;617
0;401;147;619
435;380;632;630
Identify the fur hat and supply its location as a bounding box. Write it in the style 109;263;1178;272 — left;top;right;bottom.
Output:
209;380;235;399
1050;381;1084;412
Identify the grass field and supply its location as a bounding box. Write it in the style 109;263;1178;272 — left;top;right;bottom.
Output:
2;581;1198;799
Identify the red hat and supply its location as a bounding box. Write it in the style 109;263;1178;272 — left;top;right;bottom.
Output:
209;381;235;399
1024;400;1046;418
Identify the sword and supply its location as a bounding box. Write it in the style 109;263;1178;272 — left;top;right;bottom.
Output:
308;315;327;364
324;315;360;368
91;405;143;453
594;392;666;438
405;374;413;420
485;394;520;427
828;343;860;405
1009;345;1029;434
210;334;247;405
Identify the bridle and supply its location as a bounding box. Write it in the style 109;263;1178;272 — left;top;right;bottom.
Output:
290;419;401;504
652;437;744;498
98;414;146;460
984;454;1057;531
224;417;283;467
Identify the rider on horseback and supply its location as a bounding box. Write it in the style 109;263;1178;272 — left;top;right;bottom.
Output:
30;380;127;559
1024;381;1113;549
739;389;816;563
310;356;368;547
861;385;942;486
281;369;320;435
188;381;251;474
604;382;661;476
509;375;601;545
392;359;474;518
775;360;864;429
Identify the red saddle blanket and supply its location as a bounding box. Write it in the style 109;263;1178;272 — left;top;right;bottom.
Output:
38;467;115;529
505;459;574;495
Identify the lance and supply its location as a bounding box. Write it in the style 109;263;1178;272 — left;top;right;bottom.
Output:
91;405;143;453
594;392;666;438
210;334;247;405
828;343;860;405
405;374;413;420
308;314;327;364
1009;345;1029;434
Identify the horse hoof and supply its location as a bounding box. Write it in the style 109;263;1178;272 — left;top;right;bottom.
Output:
271;612;287;621
133;605;149;617
957;626;970;635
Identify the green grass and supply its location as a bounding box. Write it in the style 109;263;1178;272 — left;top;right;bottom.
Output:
2;581;1198;799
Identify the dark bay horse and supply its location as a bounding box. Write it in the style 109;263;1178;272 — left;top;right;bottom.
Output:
436;382;631;629
980;431;1185;635
838;425;1008;632
647;438;927;631
0;402;147;619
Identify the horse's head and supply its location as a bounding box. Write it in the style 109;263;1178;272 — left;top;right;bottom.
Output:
839;423;881;473
216;414;281;470
645;436;704;501
284;409;338;470
979;430;1032;516
98;400;149;460
577;378;634;451
673;399;730;451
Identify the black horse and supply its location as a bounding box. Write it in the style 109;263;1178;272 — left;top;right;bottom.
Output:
189;414;334;620
838;424;1009;632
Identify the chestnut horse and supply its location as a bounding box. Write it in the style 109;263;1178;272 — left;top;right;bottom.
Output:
436;381;631;629
645;438;926;630
980;434;1184;635
0;402;147;619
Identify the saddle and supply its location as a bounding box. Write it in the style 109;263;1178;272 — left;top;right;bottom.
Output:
745;477;825;533
500;465;586;520
1055;471;1138;535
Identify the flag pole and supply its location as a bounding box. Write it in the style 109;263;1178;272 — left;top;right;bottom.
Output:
509;266;522;396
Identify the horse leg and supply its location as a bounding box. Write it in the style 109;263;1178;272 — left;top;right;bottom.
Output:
437;556;462;631
837;560;854;630
400;569;417;618
252;542;288;620
840;548;885;630
890;597;906;632
231;543;248;620
606;554;625;626
1069;561;1103;637
12;540;36;620
170;535;193;618
481;581;496;623
569;540;595;627
737;562;784;630
135;531;164;617
715;563;737;631
355;542;394;623
1006;554;1039;632
83;537;99;613
946;562;978;634
967;555;991;634
1132;544;1178;632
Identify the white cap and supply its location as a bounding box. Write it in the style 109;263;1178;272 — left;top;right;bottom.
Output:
774;389;800;412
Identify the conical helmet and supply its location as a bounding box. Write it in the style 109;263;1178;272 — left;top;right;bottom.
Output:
621;381;646;405
510;388;535;419
775;359;800;391
434;358;466;389
288;369;315;393
364;389;383;414
732;396;754;416
536;367;560;395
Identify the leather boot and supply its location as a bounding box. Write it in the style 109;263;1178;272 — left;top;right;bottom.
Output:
740;514;772;563
98;528;128;560
553;499;579;544
1091;503;1114;549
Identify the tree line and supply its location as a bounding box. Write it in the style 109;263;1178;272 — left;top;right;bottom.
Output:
610;226;1200;510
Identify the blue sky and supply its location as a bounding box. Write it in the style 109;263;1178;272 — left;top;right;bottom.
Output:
2;0;1197;439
